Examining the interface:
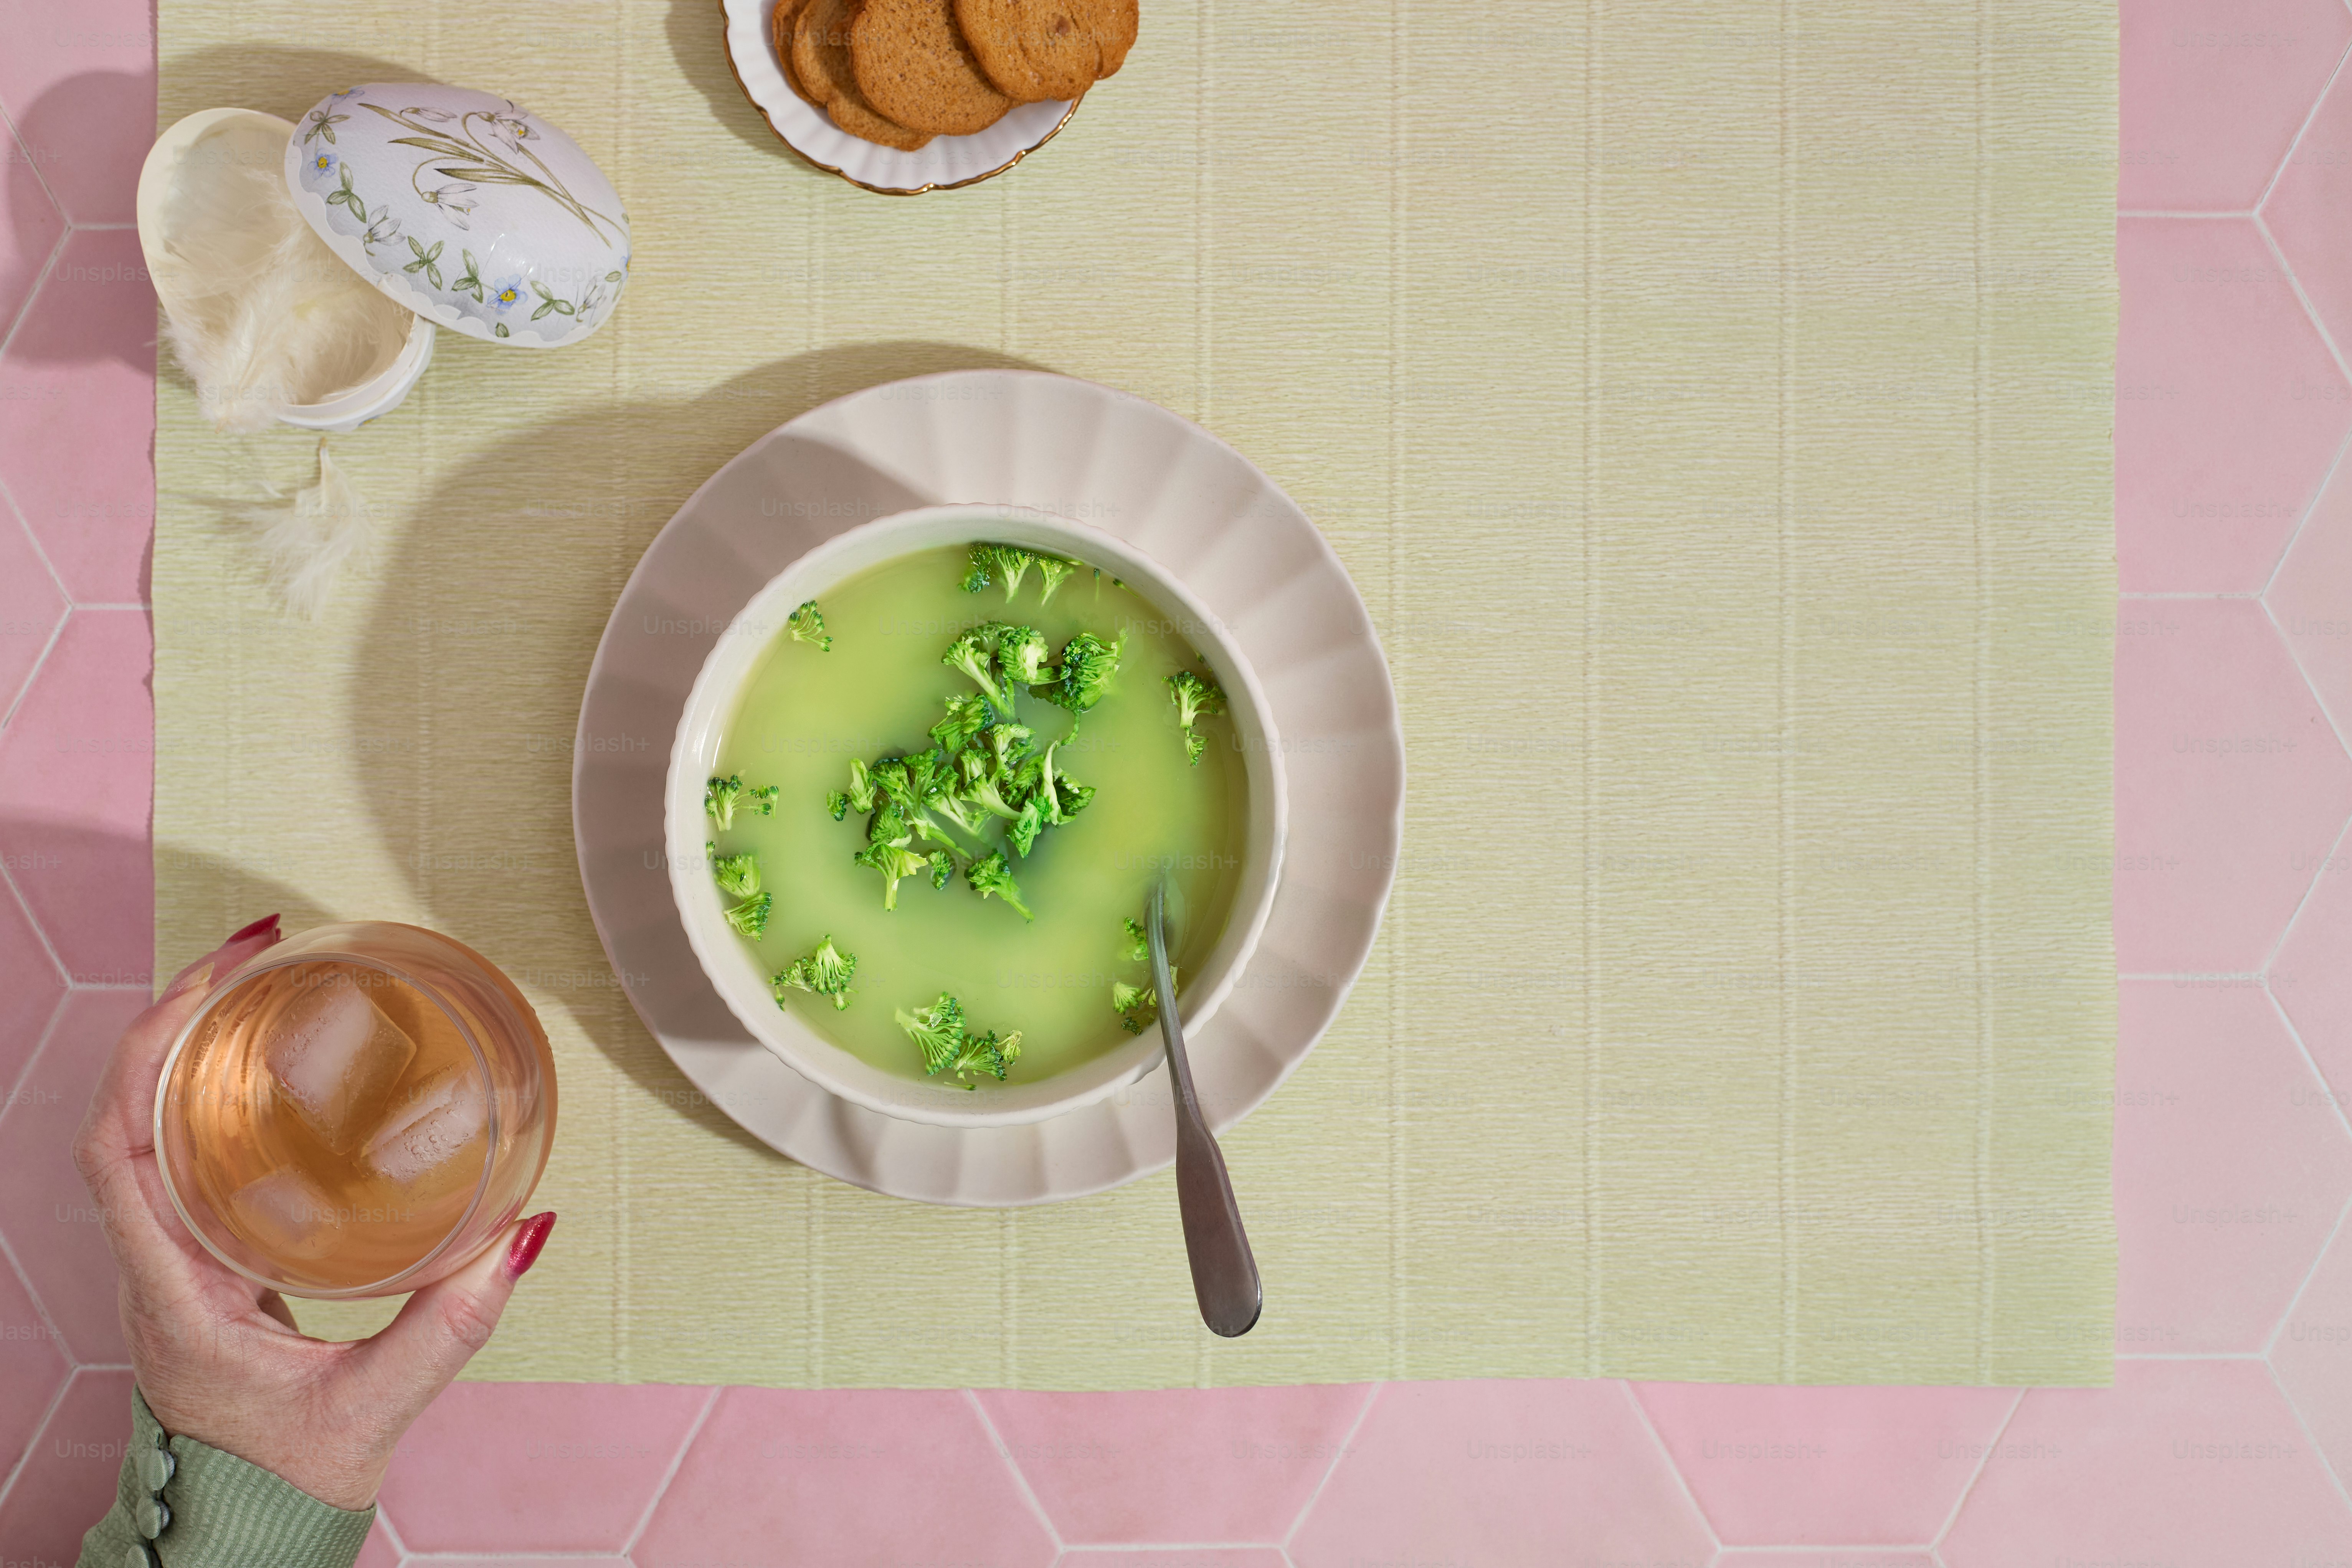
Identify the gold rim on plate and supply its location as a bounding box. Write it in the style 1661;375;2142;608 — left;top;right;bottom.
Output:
716;0;1082;196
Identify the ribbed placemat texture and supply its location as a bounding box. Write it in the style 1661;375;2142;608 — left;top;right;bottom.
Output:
155;0;2116;1385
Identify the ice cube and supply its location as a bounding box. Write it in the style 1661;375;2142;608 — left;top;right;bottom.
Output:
226;1168;342;1261
263;971;417;1152
362;1064;489;1188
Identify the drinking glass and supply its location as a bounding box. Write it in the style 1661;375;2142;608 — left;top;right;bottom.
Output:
154;921;557;1299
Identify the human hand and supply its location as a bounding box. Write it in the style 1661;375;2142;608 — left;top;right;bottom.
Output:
71;914;557;1511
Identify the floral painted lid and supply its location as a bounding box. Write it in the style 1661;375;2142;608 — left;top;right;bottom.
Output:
284;83;630;349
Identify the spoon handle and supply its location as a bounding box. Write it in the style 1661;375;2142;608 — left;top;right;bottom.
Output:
1149;880;1262;1337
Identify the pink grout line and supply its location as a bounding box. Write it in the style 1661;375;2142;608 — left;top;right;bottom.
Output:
0;1373;73;1523
2258;34;2352;218
2267;1355;2352;1521
964;1388;1065;1551
2260;1181;2352;1364
2258;810;2352;980
612;1384;720;1558
1927;1386;2025;1548
1280;1380;1384;1548
2256;209;2352;409
0;858;74;990
1621;1381;1725;1551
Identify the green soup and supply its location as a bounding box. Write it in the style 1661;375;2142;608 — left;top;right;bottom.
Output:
711;543;1248;1084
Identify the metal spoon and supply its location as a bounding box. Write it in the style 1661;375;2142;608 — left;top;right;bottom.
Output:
1148;876;1262;1337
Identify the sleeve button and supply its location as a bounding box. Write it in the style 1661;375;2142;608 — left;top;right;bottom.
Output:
137;1445;175;1492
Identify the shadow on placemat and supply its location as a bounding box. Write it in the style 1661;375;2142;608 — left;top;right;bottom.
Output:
342;341;1047;1148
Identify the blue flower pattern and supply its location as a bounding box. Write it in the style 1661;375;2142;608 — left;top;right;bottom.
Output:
291;84;629;342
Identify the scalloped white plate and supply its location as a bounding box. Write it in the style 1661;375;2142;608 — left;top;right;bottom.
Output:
720;0;1080;194
572;370;1402;1205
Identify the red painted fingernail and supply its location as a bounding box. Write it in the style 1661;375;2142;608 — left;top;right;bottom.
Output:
505;1212;557;1281
226;914;280;945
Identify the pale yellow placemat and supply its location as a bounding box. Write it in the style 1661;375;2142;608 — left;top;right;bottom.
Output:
155;0;2116;1386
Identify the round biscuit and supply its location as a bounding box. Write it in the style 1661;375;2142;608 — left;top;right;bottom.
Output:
951;0;1098;102
851;0;1014;137
795;0;936;147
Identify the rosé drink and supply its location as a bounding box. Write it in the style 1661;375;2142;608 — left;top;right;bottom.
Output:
156;922;556;1297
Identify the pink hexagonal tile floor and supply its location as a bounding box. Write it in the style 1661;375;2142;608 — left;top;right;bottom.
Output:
0;1247;71;1495
0;986;145;1366
2116;217;2352;592
2272;831;2352;1107
0;228;155;605
12;7;2352;1564
1943;1361;2352;1568
1289;1382;1715;1568
0;1369;135;1567
2274;1215;2352;1497
975;1383;1371;1544
1631;1382;2016;1546
2268;42;2352;357
0;509;68;721
2116;979;2352;1354
0;608;153;986
2122;0;2352;211
632;1390;1056;1568
2114;597;2352;973
375;1383;713;1555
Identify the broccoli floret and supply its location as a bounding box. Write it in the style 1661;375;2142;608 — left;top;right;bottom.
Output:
1112;980;1156;1035
965;849;1033;920
903;748;952;806
712;848;762;899
1059;776;1096;818
868;756;913;810
725;891;772;938
951;1028;1023;1085
942;625;1011;707
867;799;910;847
748;784;781;817
1042;631;1124;713
1034;555;1079;603
962;769;1025;822
788;600;831;652
1167;669;1228;766
930;693;994;754
705;773;745;828
825;758;877;824
927;849;956;890
928;788;986;836
1007;798;1044;857
854;842;930;910
774;935;857;1011
986;546;1035;600
960;546;994;594
895;993;968;1076
1121;916;1149;963
997;625;1055;686
985;721;1034;773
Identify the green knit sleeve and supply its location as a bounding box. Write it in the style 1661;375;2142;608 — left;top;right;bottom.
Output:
76;1387;377;1568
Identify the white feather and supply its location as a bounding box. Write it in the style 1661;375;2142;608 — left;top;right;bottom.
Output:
150;125;411;431
241;444;373;620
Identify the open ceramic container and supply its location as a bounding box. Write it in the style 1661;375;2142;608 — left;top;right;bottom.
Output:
137;86;629;433
666;504;1289;1129
136;109;437;434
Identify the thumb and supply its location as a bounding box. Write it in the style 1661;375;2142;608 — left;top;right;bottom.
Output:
349;1212;555;1426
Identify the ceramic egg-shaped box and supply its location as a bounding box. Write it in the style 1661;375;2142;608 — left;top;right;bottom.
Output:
137;84;631;434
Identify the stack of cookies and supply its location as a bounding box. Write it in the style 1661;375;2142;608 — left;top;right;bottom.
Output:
776;0;1137;150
